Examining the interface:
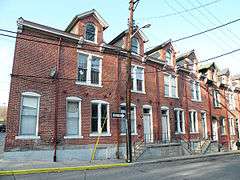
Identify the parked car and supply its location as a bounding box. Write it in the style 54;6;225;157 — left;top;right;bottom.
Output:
0;124;6;133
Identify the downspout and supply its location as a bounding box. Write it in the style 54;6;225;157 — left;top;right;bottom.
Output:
184;75;190;145
207;85;213;140
116;53;121;159
155;67;160;142
223;89;231;150
237;93;240;141
53;38;62;162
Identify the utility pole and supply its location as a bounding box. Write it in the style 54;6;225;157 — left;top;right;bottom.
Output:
126;0;135;163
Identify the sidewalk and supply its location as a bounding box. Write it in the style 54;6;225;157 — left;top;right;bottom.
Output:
0;150;239;176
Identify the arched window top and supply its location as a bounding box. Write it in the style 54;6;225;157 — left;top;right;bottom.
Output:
85;23;96;42
131;37;139;54
22;91;41;97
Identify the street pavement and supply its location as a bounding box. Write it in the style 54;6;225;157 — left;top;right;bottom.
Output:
0;133;5;159
1;154;240;180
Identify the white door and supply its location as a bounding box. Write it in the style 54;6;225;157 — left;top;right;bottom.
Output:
212;120;218;141
201;112;208;139
161;110;170;143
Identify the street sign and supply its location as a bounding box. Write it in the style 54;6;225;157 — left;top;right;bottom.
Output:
112;112;125;119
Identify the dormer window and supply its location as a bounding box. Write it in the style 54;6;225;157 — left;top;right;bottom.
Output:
85;23;96;42
131;37;139;54
166;50;172;65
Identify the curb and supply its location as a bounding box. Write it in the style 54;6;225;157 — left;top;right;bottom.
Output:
133;150;240;165
0;163;129;176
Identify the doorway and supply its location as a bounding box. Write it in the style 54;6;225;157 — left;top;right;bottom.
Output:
212;119;218;141
161;108;170;143
201;112;208;139
143;106;153;143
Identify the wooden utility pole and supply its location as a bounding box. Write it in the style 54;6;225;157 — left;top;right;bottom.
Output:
126;0;135;163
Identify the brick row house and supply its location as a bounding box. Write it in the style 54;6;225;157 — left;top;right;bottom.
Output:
5;9;240;161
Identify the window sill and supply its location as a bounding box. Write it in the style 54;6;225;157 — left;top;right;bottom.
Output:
15;135;40;140
190;132;199;134
191;99;202;102
75;81;102;88
175;132;185;135
164;96;179;99
120;133;138;136
84;39;98;45
214;106;221;109
89;133;111;137
131;90;146;94
64;135;83;139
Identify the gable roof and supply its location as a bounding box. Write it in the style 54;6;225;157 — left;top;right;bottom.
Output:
65;9;109;32
199;62;218;72
145;39;172;55
219;68;230;76
108;28;149;45
176;49;195;62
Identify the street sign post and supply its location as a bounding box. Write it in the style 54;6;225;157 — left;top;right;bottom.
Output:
112;112;125;119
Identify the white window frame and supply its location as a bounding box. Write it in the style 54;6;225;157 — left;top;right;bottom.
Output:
131;37;140;54
229;93;236;110
189;110;198;133
165;49;172;66
120;103;137;135
213;90;221;107
131;64;145;93
190;80;201;101
174;108;185;134
90;100;111;137
84;23;97;44
229;117;235;135
164;73;178;98
220;117;226;135
76;51;102;87
16;92;41;140
64;97;83;139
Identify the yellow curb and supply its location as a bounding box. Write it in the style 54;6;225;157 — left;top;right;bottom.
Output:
0;163;130;176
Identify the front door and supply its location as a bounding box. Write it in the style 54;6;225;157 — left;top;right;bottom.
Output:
161;109;170;143
143;108;152;143
212;120;218;141
201;112;208;139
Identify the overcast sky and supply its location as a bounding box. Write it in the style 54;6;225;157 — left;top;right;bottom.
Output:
0;0;240;105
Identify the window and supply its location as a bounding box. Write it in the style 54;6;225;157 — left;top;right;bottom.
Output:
85;23;96;42
165;50;172;65
213;90;221;107
91;100;110;135
220;117;226;135
164;74;178;98
77;52;102;86
229;118;235;135
19;92;40;137
66;97;81;137
131;38;139;54
174;109;185;133
131;65;145;92
190;81;201;101
229;93;235;110
120;104;136;134
189;111;198;133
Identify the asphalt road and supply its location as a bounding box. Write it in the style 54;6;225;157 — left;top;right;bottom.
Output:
0;133;5;159
1;154;240;180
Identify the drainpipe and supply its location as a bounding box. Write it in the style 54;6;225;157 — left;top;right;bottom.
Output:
155;67;160;142
207;85;212;140
184;75;190;146
53;38;62;162
116;54;121;159
223;89;231;150
237;94;240;141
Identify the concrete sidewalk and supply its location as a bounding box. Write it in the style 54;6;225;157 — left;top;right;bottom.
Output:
0;150;239;176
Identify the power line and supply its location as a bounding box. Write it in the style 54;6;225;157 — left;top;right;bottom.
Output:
138;0;221;20
172;16;240;43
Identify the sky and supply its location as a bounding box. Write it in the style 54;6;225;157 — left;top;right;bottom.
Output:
0;0;240;105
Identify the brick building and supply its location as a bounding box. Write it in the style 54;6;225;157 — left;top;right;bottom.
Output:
5;9;240;161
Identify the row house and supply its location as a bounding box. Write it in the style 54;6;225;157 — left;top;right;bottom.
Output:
5;9;240;161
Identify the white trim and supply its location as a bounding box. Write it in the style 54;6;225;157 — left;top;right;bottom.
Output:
120;103;136;107
16;135;40;140
174;108;184;111
174;108;185;134
131;64;145;93
190;80;201;101
19;92;41;137
77;51;102;87
120;104;137;134
66;97;82;137
189;110;198;133
22;92;41;97
84;23;98;44
143;105;154;143
161;106;169;110
64;135;83;139
164;74;178;98
91;100;110;135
